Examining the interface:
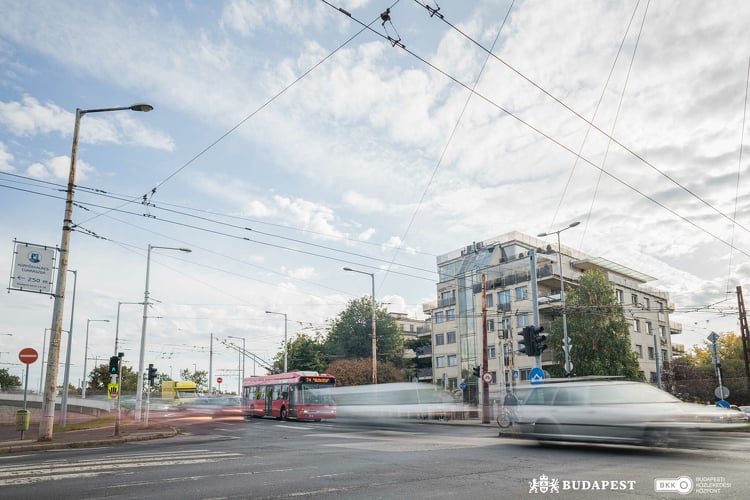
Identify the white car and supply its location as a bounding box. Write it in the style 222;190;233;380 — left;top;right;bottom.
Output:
508;379;749;447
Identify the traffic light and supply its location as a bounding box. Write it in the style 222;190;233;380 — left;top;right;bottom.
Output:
472;365;481;377
532;326;547;355
109;356;120;375
518;326;533;357
147;364;158;386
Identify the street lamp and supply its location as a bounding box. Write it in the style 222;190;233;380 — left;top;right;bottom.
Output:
227;335;245;394
343;267;377;384
115;301;143;355
538;221;580;377
81;319;109;399
265;311;287;372
135;244;191;421
40;103;153;441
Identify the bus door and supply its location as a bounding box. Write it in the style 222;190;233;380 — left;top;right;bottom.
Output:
288;384;297;417
265;386;273;416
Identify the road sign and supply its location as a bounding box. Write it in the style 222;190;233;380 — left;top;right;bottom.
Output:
459;382;467;391
482;372;493;383
716;399;730;409
217;377;223;384
107;383;119;400
513;369;519;379
715;386;730;399
18;347;38;364
707;332;720;343
529;367;545;385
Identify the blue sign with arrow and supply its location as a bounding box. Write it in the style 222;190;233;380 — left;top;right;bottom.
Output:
529;367;545;385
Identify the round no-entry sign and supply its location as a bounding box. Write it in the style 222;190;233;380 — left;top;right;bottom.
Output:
217;377;223;384
19;347;39;364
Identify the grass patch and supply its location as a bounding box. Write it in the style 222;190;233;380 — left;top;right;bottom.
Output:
54;414;115;432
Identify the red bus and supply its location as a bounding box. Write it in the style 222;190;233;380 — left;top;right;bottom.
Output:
242;371;336;421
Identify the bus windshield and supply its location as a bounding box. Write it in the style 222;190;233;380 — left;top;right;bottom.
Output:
300;383;334;404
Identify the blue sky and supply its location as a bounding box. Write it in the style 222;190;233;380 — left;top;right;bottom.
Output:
1;0;749;392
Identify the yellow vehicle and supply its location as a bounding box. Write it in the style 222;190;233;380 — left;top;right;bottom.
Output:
161;381;199;405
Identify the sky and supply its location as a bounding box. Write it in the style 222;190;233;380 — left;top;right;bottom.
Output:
1;0;749;394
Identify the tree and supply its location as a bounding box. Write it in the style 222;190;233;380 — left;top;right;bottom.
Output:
546;270;643;380
325;358;407;387
87;363;114;395
0;368;21;390
180;368;208;392
272;332;327;373
676;333;748;405
324;296;404;368
405;337;432;381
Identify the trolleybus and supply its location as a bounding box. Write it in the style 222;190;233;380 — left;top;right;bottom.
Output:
243;371;336;421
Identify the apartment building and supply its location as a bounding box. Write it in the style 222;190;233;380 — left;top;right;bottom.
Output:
390;312;432;382
426;231;682;403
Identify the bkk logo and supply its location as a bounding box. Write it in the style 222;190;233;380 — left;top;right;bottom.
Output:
529;475;636;494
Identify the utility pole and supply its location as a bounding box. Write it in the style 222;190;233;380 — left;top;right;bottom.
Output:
481;274;489;424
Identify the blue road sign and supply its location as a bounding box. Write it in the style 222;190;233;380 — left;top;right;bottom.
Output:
529;367;545;385
715;399;730;408
459;382;467;391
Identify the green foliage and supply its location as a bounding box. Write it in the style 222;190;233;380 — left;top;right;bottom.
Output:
324;296;404;367
273;332;327;373
546;270;643;380
0;368;21;390
180;368;208;392
667;333;748;404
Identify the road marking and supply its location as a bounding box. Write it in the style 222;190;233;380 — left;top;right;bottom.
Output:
0;450;242;486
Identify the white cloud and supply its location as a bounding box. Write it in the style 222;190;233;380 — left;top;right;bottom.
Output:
25;155;93;181
273;195;345;239
358;228;375;241
281;265;316;280
0;141;14;172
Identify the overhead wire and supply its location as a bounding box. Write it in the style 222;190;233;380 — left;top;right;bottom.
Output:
322;1;750;260
412;0;750;239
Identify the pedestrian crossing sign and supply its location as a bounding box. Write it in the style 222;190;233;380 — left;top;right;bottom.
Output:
107;383;119;400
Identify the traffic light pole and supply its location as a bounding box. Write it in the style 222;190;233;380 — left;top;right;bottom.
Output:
529;250;541;368
481;274;489;424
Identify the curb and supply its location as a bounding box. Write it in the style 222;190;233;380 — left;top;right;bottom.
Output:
0;427;180;454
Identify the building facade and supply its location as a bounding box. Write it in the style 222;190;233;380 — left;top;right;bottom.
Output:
426;231;682;403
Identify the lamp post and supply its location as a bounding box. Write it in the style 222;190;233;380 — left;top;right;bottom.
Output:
60;269;77;426
115;301;142;355
81;319;109;399
135;244;191;421
537;221;580;377
265;311;287;372
227;336;245;394
343;267;377;384
39;103;153;441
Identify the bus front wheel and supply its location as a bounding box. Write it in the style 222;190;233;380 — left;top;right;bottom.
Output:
280;407;287;421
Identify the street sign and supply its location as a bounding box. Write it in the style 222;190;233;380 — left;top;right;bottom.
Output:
715;386;730;399
716;399;730;409
18;347;38;364
107;383;119;400
707;332;720;343
217;377;223;384
459;382;467;391
513;369;519;379
482;372;493;383
529;367;545;385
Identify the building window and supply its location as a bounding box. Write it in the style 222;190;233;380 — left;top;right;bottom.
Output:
517;313;530;327
435;311;445;324
661;349;667;360
616;289;623;304
647;347;655;360
486;294;494;307
633;319;641;333
631;294;638;306
643;297;650;309
446;309;456;321
447;377;457;390
435;333;445;346
635;344;643;358
502;317;512;330
490;371;497;384
645;321;652;335
659;326;666;338
487;319;495;332
435;356;445;368
515;286;528;301
447;331;456;344
488;346;496;359
447;355;457;367
440;290;455;308
498;290;511;311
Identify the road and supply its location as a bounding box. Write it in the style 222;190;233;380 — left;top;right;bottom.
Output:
0;416;748;499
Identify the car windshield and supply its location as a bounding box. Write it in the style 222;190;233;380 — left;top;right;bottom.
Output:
588;383;680;404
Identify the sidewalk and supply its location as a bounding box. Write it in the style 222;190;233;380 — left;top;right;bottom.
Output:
0;406;178;454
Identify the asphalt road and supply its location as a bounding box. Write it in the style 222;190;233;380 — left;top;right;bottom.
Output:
1;416;749;499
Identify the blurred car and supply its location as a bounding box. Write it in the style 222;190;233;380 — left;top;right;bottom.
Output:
740;406;750;416
508;379;749;447
179;396;244;419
